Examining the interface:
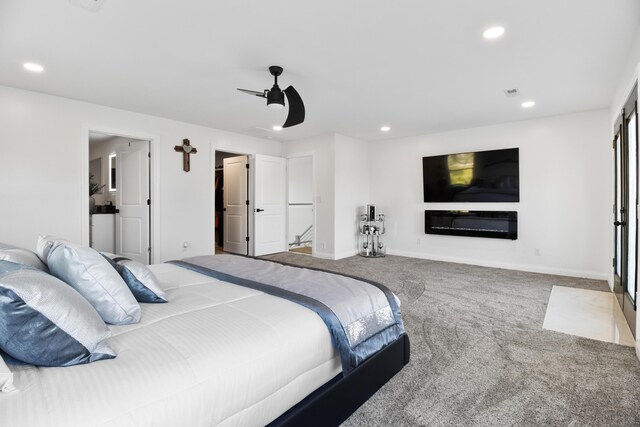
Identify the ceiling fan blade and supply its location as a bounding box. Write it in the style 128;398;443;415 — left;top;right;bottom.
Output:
282;86;305;128
237;88;267;98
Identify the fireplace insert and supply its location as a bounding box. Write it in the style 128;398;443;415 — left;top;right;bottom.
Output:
425;210;517;240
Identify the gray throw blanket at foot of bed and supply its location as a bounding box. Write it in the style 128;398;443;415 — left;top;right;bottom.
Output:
170;254;405;375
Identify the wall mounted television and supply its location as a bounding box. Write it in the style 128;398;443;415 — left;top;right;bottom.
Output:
422;148;519;202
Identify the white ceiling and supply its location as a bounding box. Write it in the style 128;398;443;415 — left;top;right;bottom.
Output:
1;0;638;142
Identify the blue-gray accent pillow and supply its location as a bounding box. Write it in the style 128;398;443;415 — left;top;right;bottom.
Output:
0;260;115;367
101;253;167;303
46;242;141;325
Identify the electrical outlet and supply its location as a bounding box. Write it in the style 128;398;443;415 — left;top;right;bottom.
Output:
183;241;190;249
534;248;541;256
321;242;326;249
416;238;421;246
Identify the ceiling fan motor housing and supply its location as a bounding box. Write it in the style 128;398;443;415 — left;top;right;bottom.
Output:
267;85;285;108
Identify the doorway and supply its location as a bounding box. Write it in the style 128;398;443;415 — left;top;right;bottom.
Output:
214;151;289;257
215;150;250;255
613;82;638;337
87;131;152;264
287;156;314;255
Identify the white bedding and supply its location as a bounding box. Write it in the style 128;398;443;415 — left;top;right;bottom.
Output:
0;263;342;427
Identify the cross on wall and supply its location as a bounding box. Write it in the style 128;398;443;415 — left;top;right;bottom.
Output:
174;138;197;172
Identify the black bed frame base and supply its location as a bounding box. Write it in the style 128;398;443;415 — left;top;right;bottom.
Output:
268;334;410;427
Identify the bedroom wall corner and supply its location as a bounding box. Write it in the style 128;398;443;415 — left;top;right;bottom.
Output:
334;134;370;259
282;134;336;258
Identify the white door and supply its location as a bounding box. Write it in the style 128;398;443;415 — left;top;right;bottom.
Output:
115;140;150;264
223;155;249;255
254;154;287;256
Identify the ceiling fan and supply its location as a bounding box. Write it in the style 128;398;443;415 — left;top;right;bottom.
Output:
237;66;305;128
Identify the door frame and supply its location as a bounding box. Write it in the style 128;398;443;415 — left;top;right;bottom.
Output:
82;126;160;263
285;154;316;256
613;120;625;309
211;146;255;256
612;82;638;337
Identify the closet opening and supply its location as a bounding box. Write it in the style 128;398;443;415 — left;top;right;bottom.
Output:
215;150;250;255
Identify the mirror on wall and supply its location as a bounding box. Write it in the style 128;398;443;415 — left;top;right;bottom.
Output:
109;153;117;192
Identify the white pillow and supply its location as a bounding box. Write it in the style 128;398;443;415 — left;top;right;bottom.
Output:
36;235;68;264
0;355;16;393
46;241;141;325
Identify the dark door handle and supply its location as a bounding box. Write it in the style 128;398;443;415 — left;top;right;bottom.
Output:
614;221;626;226
256;208;264;212
115;209;120;214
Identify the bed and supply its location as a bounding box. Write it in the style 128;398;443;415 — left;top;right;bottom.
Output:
0;254;409;427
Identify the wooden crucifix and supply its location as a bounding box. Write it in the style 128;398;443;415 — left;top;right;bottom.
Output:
174;138;197;172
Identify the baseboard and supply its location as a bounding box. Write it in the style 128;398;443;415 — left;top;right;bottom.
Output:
636;340;640;362
312;251;335;260
311;250;358;260
334;250;358;260
387;249;608;281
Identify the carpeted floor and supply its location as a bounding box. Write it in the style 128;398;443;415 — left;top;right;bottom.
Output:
262;253;640;426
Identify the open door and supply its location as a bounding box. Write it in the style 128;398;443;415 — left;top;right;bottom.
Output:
223;155;249;255
254;154;287;256
115;140;150;264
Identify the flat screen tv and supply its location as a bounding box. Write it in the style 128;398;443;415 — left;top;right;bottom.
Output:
422;148;519;202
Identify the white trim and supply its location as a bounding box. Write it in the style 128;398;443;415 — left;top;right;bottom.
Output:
211;145;254;256
387;248;608;280
82;126;161;264
312;251;335;260
334;250;359;260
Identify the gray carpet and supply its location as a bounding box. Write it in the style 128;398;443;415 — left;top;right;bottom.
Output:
262;253;640;426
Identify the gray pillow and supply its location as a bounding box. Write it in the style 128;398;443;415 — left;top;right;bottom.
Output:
102;253;167;303
0;260;115;367
47;241;141;325
0;246;49;272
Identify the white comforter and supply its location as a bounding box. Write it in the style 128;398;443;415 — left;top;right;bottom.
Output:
0;263;342;427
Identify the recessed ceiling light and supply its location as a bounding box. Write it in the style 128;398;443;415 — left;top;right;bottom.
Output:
482;26;505;39
272;125;283;131
23;62;44;73
380;126;391;132
521;101;536;108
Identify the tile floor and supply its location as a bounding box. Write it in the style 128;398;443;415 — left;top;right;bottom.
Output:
543;285;635;347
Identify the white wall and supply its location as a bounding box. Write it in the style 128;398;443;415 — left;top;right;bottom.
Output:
368;110;611;279
282;134;335;258
288;156;313;203
610;29;640;123
0;85;281;262
334;134;370;258
283;133;370;259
